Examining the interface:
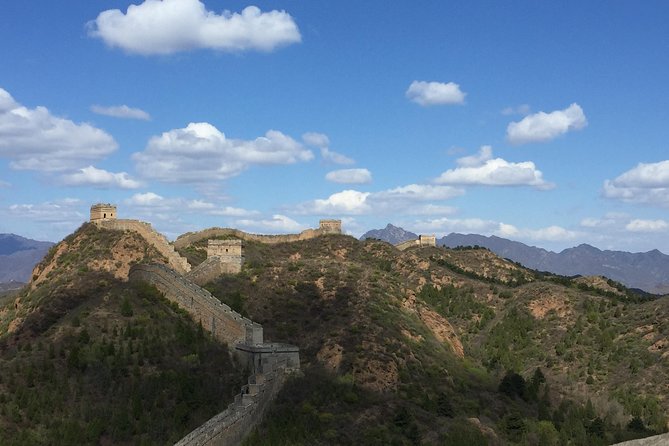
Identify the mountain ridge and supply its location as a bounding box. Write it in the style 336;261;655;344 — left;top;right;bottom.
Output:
361;225;669;294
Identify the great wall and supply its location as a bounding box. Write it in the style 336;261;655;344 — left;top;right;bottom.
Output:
88;203;434;445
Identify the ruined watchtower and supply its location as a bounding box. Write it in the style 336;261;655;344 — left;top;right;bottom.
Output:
90;203;117;222
319;219;342;234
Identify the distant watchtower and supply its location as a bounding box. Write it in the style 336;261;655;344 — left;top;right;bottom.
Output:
90;203;117;222
418;235;436;247
319;219;342;234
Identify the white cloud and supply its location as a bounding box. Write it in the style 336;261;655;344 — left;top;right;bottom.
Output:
89;1;301;55
61;165;142;189
435;146;553;189
325;168;372;184
0;88;118;171
406;81;466;106
501;104;531;116
235;214;306;234
8;198;85;223
208;206;259;217
294;184;463;216
302;132;329;148
0;179;10;188
625;219;669;233
302;132;355;165
320;147;355;165
506;103;587;144
521;225;578;241
300;190;372;215
126;192;164;207
124;192;258;219
90;104;151;120
132;122;313;183
603;160;669;207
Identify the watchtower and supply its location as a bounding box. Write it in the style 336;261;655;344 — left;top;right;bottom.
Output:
319;219;342;234
418;235;436;247
90;203;117;222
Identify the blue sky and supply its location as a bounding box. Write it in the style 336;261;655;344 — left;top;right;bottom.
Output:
1;1;668;253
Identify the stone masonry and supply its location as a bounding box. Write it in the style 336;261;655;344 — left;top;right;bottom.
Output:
90;203;117;221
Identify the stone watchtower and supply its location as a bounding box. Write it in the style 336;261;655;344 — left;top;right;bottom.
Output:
90;203;117;222
207;239;244;273
319;219;342;234
418;234;436;247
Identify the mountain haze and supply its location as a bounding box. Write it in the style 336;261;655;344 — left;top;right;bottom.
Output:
0;234;54;283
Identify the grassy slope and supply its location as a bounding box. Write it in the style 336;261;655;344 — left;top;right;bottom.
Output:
184;236;668;445
0;224;245;445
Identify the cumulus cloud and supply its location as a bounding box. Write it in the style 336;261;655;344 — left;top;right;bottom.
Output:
325;168;372;184
625;219;669;233
294;184;463;216
235;214;306;234
0;88;117;171
506;103;587;144
132;122;313;183
88;0;301;55
90;104;151;120
406;81;466;106
61;166;142;189
435;146;553;189
603;160;669;207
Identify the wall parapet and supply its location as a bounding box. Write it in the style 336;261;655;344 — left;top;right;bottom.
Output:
174;223;341;250
130;263;300;445
129;263;262;346
174;356;294;446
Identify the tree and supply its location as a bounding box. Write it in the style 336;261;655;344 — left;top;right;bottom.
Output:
499;371;526;400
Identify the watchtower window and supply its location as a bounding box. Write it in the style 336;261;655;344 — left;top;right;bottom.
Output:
103;213;106;218
226;248;228;252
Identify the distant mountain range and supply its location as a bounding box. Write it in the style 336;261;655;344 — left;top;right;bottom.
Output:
0;234;54;284
361;224;669;294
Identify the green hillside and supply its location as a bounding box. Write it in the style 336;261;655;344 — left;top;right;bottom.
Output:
0;224;245;445
180;235;668;445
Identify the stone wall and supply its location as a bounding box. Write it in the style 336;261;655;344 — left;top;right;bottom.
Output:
129;263;262;346
174;355;292;446
174;224;341;250
395;235;437;251
96;219;191;274
186;257;241;286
